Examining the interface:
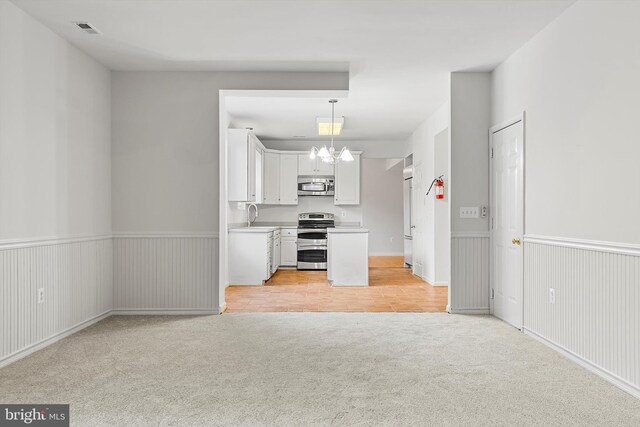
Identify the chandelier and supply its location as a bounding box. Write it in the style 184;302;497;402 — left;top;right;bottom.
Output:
309;99;354;164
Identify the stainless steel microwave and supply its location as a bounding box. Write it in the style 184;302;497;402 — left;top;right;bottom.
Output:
297;176;335;196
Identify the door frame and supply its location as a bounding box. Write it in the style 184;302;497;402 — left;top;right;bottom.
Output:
489;112;525;330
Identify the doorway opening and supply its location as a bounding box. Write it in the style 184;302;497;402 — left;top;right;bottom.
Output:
219;90;448;312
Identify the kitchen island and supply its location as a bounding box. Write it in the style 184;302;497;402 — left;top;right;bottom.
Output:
327;227;369;286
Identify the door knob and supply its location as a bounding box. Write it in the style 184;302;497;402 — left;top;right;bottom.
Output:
512;238;521;245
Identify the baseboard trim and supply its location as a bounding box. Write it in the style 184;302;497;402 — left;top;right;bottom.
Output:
111;308;220;315
0;310;111;369
430;281;449;287
451;231;490;239
524;328;640;400
449;307;490;314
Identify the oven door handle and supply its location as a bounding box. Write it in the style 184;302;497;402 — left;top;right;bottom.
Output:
297;246;327;251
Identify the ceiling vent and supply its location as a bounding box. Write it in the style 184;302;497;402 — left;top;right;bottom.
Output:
74;22;101;35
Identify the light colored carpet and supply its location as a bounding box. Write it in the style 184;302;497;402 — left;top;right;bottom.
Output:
1;314;639;426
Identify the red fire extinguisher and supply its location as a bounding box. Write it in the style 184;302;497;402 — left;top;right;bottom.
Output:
427;175;445;200
435;178;444;199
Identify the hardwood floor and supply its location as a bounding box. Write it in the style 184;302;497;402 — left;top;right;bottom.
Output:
225;260;448;313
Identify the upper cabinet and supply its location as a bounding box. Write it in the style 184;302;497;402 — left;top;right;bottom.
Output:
298;155;334;176
279;154;298;205
263;152;280;205
334;153;361;205
228;129;263;202
228;129;359;205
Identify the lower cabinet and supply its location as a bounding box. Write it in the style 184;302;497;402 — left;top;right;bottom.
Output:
281;237;297;266
280;227;298;267
229;230;274;285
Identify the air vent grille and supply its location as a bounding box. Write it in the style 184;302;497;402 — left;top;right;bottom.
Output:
74;22;101;34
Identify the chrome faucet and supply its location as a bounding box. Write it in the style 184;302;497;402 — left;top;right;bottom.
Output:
247;203;258;227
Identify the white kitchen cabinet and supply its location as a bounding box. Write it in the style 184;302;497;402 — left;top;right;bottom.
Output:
255;147;263;203
229;229;276;285
228;129;265;202
297;155;334;176
271;230;281;273
279;154;298;205
263;152;280;205
334;153;360;205
327;228;369;286
316;158;334;175
280;228;298;267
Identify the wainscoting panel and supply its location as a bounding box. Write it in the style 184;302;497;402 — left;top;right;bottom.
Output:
524;236;640;396
113;235;218;312
450;233;490;313
0;237;113;366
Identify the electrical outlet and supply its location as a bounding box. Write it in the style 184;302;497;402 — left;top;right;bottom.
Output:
549;288;555;304
481;206;488;218
341;211;346;217
460;207;480;218
37;288;45;304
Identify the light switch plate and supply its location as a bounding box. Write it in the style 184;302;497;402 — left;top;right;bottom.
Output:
460;207;480;218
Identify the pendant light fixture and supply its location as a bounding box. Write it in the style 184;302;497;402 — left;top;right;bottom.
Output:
309;99;353;164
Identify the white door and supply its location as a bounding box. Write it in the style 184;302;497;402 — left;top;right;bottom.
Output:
280;237;297;266
254;147;263;203
315;158;334;176
490;117;524;329
298;155;316;175
279;154;298;205
263;152;280;204
334;154;360;205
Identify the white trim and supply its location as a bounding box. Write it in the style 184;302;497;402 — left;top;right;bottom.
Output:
524;234;640;257
0;234;111;250
0;311;111;369
220;89;349;99
430;281;449;287
449;308;490;314
524;328;640;400
112;232;219;239
451;231;490;239
112;308;220;315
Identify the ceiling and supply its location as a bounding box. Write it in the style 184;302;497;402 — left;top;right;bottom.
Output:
12;0;575;142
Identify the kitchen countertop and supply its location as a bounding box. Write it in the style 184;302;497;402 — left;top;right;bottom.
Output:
228;226;280;233
327;227;369;233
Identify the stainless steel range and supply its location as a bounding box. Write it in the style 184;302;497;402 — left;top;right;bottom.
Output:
297;212;334;270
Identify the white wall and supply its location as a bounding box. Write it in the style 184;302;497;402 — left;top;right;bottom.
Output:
0;1;112;365
361;159;404;255
253;158;404;256
434;129;450;285
491;0;640;396
112;72;348;233
112;71;348;311
0;2;111;240
449;72;491;312
450;72;491;234
492;1;640;244
404;102;449;283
